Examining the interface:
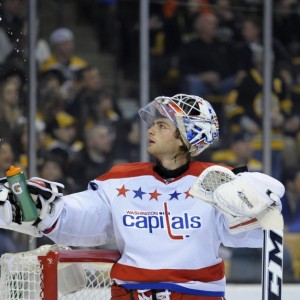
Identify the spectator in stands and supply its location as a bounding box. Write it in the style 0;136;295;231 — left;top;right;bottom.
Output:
276;62;300;169
40;28;88;83
86;90;121;129
211;131;262;172
273;0;300;60
0;26;13;65
281;167;300;233
225;46;291;180
147;2;184;95
0;0;26;76
38;154;75;196
0;0;25;48
45;111;83;163
68;124;116;191
66;66;104;136
181;3;205;39
214;0;240;43
38;74;65;115
178;13;238;99
10;119;47;171
286;71;300;164
114;117;140;163
234;16;262;79
0;78;25;142
1;66;26;95
0;140;16;177
115;0;139;82
91;0;119;53
235;16;291;78
37;88;68;162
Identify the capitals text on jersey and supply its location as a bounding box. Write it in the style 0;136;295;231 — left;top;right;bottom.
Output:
123;202;201;239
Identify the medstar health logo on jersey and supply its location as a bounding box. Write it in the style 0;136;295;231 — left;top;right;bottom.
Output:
117;185;201;240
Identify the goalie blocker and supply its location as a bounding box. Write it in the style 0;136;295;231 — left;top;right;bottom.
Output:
190;165;284;300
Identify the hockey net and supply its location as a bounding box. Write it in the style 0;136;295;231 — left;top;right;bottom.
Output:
0;244;120;300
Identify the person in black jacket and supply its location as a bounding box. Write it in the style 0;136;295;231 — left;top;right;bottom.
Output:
178;13;238;98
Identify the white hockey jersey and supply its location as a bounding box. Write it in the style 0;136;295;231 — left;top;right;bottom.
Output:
47;161;263;297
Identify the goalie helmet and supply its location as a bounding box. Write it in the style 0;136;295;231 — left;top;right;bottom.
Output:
138;93;219;156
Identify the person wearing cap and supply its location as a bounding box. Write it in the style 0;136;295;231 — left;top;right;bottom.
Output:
45;111;83;163
0;94;285;299
40;28;88;82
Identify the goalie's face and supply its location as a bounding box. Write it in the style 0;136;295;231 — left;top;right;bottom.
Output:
147;118;186;166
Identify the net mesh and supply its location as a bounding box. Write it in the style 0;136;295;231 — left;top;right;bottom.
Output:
0;245;114;300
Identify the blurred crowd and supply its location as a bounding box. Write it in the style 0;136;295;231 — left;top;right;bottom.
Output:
0;0;300;282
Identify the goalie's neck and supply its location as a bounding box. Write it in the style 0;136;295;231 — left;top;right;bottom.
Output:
154;161;190;179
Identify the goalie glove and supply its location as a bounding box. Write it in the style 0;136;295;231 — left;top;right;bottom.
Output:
27;177;64;226
190;166;285;233
0;181;22;224
0;177;65;236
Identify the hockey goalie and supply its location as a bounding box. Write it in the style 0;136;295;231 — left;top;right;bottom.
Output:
0;94;285;300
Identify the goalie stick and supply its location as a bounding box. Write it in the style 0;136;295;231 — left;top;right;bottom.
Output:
189;166;284;300
262;228;283;300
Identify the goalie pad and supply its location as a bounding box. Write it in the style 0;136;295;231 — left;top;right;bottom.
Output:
190;166;285;233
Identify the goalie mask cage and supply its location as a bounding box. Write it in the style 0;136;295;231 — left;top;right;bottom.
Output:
0;245;121;300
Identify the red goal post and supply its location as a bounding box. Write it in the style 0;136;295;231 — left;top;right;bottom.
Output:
0;244;121;300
